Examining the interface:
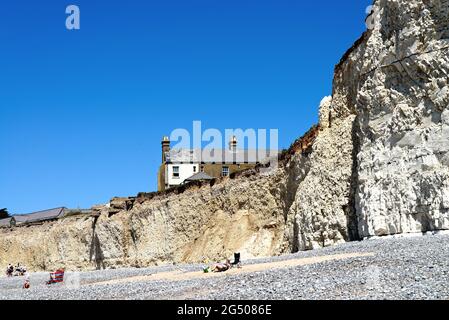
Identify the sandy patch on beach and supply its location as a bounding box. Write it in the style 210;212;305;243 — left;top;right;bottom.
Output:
90;252;374;287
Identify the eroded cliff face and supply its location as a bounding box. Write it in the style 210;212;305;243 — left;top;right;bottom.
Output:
0;168;292;271
339;0;449;237
1;0;448;271
287;108;356;251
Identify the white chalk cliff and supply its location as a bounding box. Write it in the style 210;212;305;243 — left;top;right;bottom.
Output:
1;0;448;271
351;0;449;237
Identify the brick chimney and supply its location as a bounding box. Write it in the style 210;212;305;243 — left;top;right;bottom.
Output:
161;136;170;163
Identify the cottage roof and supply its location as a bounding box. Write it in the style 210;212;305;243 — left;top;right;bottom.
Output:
166;148;278;164
13;207;66;224
185;172;214;182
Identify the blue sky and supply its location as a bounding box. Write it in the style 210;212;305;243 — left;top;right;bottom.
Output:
0;0;372;214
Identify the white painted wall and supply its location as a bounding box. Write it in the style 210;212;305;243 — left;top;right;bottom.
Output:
166;163;199;188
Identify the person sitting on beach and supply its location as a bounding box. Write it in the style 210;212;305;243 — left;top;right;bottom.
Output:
23;274;30;289
6;264;14;277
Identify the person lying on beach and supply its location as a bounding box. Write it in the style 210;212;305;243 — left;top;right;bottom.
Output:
204;259;232;273
14;264;27;277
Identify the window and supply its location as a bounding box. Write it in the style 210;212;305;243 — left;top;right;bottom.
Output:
193;166;197;173
173;166;180;178
201;166;205;172
222;166;229;177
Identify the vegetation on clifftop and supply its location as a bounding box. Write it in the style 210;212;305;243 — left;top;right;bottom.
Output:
0;208;10;219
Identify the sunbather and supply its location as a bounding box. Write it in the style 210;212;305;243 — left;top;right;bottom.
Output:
14;264;27;276
211;259;232;273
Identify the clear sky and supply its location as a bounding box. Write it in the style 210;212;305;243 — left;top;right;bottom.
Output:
0;0;372;214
